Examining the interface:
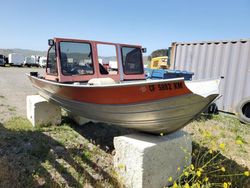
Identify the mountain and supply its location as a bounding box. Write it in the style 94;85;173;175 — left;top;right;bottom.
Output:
0;48;150;65
0;48;46;57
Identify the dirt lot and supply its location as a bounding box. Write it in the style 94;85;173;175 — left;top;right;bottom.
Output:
0;67;45;122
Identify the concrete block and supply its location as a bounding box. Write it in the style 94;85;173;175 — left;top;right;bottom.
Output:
114;130;192;188
66;112;99;125
67;113;91;125
26;95;61;127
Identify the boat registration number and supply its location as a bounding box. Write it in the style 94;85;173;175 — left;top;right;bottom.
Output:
149;82;183;92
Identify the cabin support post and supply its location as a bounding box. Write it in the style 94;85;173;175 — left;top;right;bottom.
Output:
26;95;61;127
113;130;191;188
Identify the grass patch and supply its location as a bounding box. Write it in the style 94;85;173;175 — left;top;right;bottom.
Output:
0;117;121;188
0;114;249;187
174;113;250;187
0;95;5;99
185;113;250;168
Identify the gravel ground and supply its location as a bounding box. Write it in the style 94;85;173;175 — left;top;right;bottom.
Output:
0;67;45;123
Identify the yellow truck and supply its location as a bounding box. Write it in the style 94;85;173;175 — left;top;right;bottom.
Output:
150;56;168;69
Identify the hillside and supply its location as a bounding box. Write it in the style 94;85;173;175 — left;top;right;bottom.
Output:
0;48;46;57
0;48;150;66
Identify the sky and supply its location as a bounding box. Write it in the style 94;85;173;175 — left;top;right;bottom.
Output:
0;0;249;55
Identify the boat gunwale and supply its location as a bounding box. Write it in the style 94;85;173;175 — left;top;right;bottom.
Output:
27;73;186;88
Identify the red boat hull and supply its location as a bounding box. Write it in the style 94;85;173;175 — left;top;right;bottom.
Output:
27;75;219;134
29;76;192;105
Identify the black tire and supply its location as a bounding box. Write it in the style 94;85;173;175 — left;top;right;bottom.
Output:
236;97;250;124
206;103;219;114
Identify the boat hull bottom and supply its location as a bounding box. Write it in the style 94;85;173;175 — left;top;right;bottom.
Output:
38;90;217;134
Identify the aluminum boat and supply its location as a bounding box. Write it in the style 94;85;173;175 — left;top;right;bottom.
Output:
27;38;219;134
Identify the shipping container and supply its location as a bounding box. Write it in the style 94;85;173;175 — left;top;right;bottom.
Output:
170;39;250;123
8;53;25;66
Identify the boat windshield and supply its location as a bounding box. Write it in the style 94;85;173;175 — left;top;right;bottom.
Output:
121;47;143;74
60;41;94;75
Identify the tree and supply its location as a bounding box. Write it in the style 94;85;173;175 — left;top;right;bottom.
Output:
148;49;168;61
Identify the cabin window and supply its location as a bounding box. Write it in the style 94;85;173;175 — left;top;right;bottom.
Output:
121;47;143;74
97;44;118;75
59;42;94;76
47;45;57;75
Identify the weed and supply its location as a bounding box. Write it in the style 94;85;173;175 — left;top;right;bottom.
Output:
184;114;250;167
167;144;249;187
170;114;250;187
8;107;16;112
82;150;92;161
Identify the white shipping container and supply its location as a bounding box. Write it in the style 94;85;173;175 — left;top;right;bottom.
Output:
170;39;250;123
8;53;25;66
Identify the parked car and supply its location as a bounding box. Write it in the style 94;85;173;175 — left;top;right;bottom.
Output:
0;54;6;66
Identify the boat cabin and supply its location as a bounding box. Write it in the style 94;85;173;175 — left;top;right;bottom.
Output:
45;38;146;83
